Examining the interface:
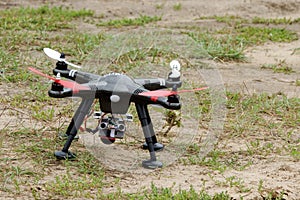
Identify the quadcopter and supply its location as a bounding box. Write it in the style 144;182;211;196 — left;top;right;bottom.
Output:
29;48;207;169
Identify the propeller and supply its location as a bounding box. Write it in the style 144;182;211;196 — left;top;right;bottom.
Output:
139;87;208;97
28;67;90;93
43;48;82;69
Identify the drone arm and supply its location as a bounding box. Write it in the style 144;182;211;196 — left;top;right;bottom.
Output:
135;93;181;110
134;78;167;91
153;96;181;110
53;68;101;84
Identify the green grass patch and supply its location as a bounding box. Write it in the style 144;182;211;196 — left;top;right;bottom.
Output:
187;32;245;61
252;17;300;25
191;15;298;61
188;26;297;61
144;184;231;200
182;92;299;169
97;15;161;27
233;93;299;130
214;15;248;27
102;47;180;73
43;152;105;198
235;26;298;44
261;60;294;74
45;32;105;61
45;171;104;198
0;5;94;31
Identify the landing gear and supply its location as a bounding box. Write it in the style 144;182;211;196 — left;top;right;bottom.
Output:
55;98;94;160
54;150;76;160
142;141;164;151
136;104;163;169
55;99;164;169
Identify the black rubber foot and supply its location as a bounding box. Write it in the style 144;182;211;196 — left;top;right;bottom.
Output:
54;150;76;160
58;133;79;140
142;159;163;169
142;142;164;151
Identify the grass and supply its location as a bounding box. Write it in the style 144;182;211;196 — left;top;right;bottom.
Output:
235;26;298;44
0;6;93;31
99;47;180;74
97;15;161;27
198;15;300;26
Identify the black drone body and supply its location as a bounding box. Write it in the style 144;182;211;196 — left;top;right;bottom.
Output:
29;48;206;169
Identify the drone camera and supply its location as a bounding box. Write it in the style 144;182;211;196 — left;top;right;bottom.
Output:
117;124;126;132
100;122;108;129
98;117;126;144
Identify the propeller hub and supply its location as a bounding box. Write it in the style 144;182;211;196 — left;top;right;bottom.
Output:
60;53;65;59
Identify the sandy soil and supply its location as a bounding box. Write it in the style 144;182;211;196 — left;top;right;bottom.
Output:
1;0;300;199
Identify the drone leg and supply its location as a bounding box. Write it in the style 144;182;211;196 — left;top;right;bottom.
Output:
55;98;94;160
136;104;163;169
61;103;82;138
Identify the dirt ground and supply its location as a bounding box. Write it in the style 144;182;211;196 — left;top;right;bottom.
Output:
1;0;300;199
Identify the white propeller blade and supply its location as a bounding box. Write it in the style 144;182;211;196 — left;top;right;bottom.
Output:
65;61;82;69
43;48;82;69
43;48;61;60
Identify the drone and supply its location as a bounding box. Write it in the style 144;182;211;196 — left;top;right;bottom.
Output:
29;48;207;169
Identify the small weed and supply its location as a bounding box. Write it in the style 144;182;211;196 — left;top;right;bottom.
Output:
184;148;227;173
290;147;300;160
32;107;55;121
173;3;182;11
97;15;161;27
162;110;181;135
155;3;164;10
296;79;300;86
225;176;251;193
3;166;36;194
292;47;300;55
261;60;294;74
